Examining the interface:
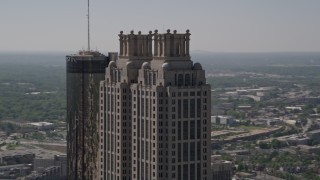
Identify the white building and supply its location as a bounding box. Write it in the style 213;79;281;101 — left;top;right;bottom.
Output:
211;116;234;126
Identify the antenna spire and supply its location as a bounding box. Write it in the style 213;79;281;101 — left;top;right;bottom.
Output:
87;0;90;51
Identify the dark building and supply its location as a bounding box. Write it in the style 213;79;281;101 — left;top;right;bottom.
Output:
33;155;67;180
66;51;116;179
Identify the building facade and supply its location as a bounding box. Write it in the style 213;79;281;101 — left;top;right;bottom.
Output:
211;155;232;180
99;30;211;180
66;51;117;179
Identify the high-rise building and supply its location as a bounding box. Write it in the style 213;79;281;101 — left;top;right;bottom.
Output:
99;30;211;180
66;51;116;179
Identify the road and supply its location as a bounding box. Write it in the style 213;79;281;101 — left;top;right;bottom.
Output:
255;172;284;180
302;118;313;133
19;140;66;147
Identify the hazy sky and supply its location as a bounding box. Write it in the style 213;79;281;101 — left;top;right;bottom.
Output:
1;0;320;53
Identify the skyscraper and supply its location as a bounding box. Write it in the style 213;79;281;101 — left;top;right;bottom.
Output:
99;30;211;180
66;51;116;179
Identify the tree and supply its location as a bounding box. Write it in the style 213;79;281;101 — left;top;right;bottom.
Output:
238;163;244;171
271;139;281;149
258;142;270;149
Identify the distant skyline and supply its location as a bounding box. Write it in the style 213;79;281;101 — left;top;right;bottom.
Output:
1;0;320;53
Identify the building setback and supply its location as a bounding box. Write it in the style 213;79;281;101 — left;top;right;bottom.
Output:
99;30;211;180
66;51;116;179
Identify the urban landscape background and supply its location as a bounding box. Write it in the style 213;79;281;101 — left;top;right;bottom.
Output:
1;0;320;180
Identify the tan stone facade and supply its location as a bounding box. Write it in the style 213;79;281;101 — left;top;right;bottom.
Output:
99;30;211;180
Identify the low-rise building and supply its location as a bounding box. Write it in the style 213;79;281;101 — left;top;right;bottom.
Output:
211;116;235;125
307;129;320;140
252;118;280;126
26;122;55;131
25;166;62;180
33;155;67;179
211;155;233;180
0;151;35;165
298;145;320;153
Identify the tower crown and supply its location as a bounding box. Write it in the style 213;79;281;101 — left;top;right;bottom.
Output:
154;29;191;60
118;30;153;59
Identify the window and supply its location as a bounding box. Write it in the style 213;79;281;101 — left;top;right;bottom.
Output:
190;99;195;118
190;164;195;180
183;164;188;180
148;73;152;85
183;143;188;161
178;74;183;86
183;121;188;140
203;105;207;110
197;142;201;160
190;120;195;139
185;74;191;86
141;119;145;137
190;142;195;161
197;99;201;117
146;100;149;117
153;73;157;85
118;71;121;82
178;100;181;118
172;173;176;178
183;99;188;118
178;121;181;140
197;120;201;139
178;143;181;162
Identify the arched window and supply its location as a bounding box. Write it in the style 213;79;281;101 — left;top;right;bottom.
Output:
174;74;177;85
153;73;156;85
191;74;194;86
185;74;190;86
144;71;148;85
124;41;127;56
140;43;144;56
176;43;180;56
113;70;117;82
159;42;163;56
118;70;121;82
178;74;183;86
148;72;152;85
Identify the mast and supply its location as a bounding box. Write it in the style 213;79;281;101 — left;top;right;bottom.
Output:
87;0;90;51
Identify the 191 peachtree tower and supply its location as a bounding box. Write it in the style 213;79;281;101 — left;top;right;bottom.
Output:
99;30;211;180
66;51;116;179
